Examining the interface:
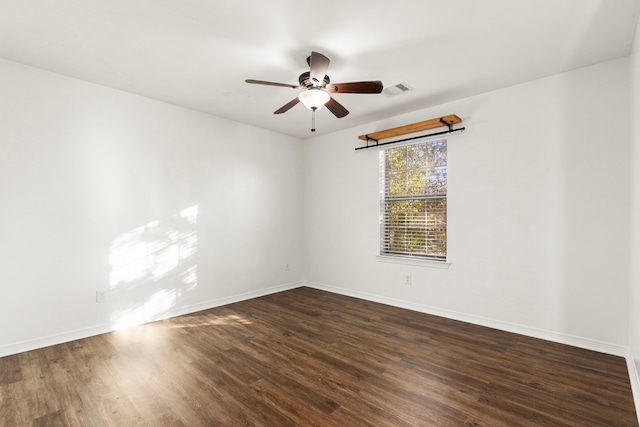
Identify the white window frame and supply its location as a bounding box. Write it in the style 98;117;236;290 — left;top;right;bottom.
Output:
379;139;448;264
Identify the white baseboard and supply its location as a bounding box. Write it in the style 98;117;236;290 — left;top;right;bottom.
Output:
166;280;304;320
0;324;113;359
0;278;630;360
304;280;629;357
0;281;304;358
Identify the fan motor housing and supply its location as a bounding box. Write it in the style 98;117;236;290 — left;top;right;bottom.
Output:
299;71;330;89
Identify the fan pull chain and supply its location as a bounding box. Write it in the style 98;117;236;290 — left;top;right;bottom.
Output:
311;107;317;132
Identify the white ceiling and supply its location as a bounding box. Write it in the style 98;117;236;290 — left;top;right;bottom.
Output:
0;0;638;139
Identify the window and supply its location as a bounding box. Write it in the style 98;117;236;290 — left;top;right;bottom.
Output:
380;139;447;261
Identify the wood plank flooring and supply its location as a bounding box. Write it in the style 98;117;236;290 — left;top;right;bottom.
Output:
0;287;637;426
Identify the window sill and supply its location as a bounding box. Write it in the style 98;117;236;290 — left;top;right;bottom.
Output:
376;255;451;269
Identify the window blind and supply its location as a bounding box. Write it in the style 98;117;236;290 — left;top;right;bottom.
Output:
380;139;447;260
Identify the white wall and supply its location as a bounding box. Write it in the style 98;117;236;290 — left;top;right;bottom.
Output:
0;58;304;355
0;49;634;368
628;11;640;412
304;58;630;353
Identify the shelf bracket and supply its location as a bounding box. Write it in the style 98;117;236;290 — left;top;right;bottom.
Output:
439;118;453;132
365;136;379;149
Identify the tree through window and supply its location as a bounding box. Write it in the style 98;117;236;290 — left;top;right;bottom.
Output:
380;139;447;260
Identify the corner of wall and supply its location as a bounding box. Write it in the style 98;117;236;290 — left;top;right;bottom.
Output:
628;9;640;423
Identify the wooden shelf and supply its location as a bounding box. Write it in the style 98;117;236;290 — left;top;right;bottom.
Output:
358;114;462;141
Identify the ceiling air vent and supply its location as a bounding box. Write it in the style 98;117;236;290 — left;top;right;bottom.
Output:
384;82;412;96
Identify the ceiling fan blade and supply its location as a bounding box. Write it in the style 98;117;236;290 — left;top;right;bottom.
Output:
325;97;349;118
274;97;300;114
245;79;299;89
326;81;383;94
309;51;330;86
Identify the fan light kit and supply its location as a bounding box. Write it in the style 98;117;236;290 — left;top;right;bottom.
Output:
298;89;330;110
246;51;383;132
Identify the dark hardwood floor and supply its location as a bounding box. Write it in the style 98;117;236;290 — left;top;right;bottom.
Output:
0;287;637;426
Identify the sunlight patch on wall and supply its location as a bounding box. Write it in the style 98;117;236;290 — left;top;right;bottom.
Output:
112;289;178;331
109;205;198;330
109;205;198;287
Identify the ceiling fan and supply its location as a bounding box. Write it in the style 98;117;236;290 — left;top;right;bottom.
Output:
245;51;383;132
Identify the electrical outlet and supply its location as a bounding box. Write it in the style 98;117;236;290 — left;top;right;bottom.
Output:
96;289;107;303
405;274;412;285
